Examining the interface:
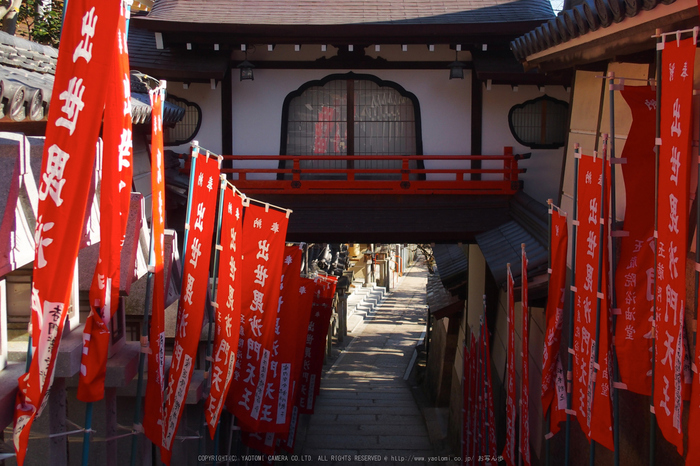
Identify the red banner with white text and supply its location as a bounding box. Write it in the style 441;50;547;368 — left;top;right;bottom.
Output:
161;154;220;464
142;85;167;449
205;185;243;439
298;275;337;413
541;207;568;436
481;317;498;463
614;86;657;396
227;203;290;431
78;1;133;403
654;37;694;456
502;267;516;466
521;248;531;466
572;152;614;450
12;1;120;463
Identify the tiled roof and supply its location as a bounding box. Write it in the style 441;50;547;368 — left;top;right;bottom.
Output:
510;0;677;61
143;0;555;25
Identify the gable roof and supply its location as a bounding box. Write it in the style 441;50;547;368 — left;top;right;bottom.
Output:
144;0;555;26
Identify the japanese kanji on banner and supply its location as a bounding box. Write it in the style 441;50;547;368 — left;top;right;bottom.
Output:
13;1;121;464
205;185;243;439
572;151;613;450
541;206;568;436
78;0;133;404
520;246;531;466
161;153;220;464
481;317;498;463
502;266;516;466
614;86;657;396
142;83;167;449
297;274;337;413
242;244;317;453
279;272;318;452
227;202;290;432
654;37;694;456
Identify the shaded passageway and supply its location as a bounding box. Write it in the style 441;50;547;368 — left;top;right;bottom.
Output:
296;262;438;465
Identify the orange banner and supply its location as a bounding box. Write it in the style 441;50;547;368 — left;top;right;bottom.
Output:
78;1;133;403
654;37;694;456
227;202;290;431
521;248;531;466
142;84;167;449
541;207;568;436
614;86;657;396
481;316;498;463
161;154;220;464
502;267;516;466
205;185;243;439
12;1;121;464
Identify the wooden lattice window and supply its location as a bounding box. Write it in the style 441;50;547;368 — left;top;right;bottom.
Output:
508;95;568;149
281;73;423;179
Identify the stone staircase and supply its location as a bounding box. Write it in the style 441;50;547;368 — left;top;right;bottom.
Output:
346;281;386;333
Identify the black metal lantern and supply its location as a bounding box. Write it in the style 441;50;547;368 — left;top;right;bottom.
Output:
238;54;255;81
448;51;465;80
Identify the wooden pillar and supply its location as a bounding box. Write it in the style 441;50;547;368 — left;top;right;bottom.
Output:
471;71;483;180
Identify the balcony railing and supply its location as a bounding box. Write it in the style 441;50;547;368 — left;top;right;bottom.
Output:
217;147;526;195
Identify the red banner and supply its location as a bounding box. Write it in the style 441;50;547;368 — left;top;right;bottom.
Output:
78;1;133;403
520;247;531;466
541;207;568;436
161;154;220;464
278;273;317;452
298;275;337;413
227;202;290;431
654;37;694;456
12;1;120;463
614;86;657;396
142;84;167;449
502;267;516;466
572;152;613;450
463;335;473;464
205;185;243;439
481;317;498;463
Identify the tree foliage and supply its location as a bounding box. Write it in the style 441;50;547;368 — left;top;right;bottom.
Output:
17;0;63;48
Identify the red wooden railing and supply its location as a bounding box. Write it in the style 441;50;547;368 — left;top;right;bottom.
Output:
215;147;525;195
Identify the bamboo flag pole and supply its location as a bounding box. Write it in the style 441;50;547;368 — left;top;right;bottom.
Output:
474;321;482;461
130;142;200;466
650;28;663;466
519;244;526;466
564;144;581;466
198;171;226;459
607;74;622;466
545;199;553;466
588;140;609;466
480;306;488;460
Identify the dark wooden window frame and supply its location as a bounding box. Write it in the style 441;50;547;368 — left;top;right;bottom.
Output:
279;72;424;157
507;94;568;150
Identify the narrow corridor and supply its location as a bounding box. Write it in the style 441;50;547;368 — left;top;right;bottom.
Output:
297;262;437;465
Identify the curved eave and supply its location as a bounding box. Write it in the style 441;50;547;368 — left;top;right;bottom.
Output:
131;17;554;44
520;0;698;72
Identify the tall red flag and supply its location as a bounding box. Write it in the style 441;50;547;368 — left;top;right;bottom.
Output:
654;37;694;456
227;202;290;431
541;207;568;436
520;247;531;466
142;83;167;449
77;0;133;403
502;266;516;466
481;317;498;464
161;154;220;464
297;275;337;413
12;2;121;464
572;152;614;450
205;185;243;439
614;86;657;396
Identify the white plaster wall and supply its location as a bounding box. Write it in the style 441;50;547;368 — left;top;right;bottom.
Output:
482;84;571;205
164;81;222;155
229;68;472;179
